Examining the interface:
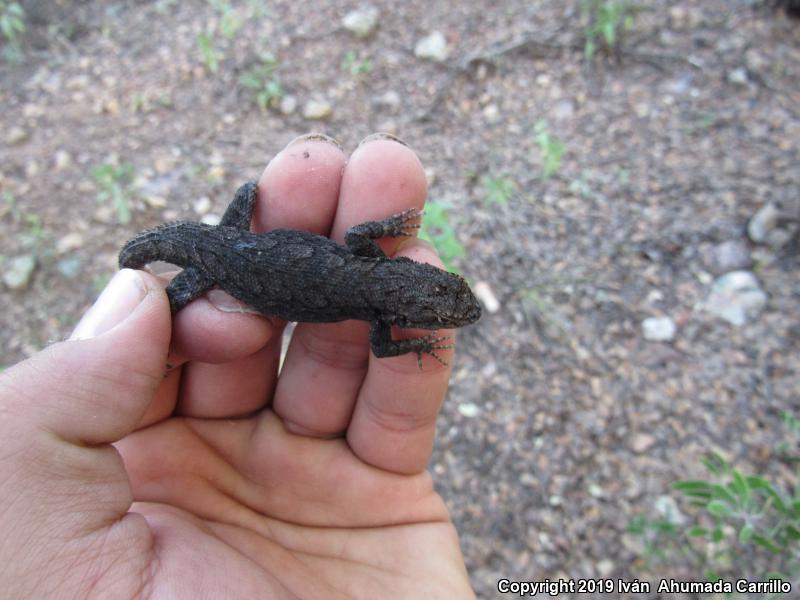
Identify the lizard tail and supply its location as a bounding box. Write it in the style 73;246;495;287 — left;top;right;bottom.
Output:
118;222;204;270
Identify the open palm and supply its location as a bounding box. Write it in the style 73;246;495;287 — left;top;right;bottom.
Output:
0;135;475;599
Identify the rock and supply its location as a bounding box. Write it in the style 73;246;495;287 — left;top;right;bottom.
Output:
373;90;401;109
630;433;656;453
711;239;752;273
642;316;676;342
457;402;480;418
56;232;85;254
414;31;449;62
279;94;297;115
302;99;333;120
654;495;685;525
54;150;72;170
143;195;167;208
342;6;379;38
748;203;780;243
597;559;615;578
552;98;575;121
727;67;749;86
193;197;212;215
6;126;29;145
56;255;83;279
702;270;767;326
3;255;36;290
473;281;500;314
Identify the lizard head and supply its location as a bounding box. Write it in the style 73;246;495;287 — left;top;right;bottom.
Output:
392;260;482;329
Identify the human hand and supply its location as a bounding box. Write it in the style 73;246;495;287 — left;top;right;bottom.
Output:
0;134;476;599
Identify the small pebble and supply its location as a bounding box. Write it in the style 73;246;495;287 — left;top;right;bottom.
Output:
414;31;449;62
458;402;480;418
373;90;401;109
702;270;767;326
56;255;83;279
193;197;213;215
342;6;379;38
7;126;29;145
279;95;297;115
630;432;656;453
711;239;752;273
302;99;333;120
3;255;36;290
56;232;85;254
642;316;677;342
473;281;500;314
748;203;780;243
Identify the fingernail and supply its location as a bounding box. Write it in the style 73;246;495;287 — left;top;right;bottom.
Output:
357;132;408;148
70;269;149;340
285;132;344;152
206;289;261;314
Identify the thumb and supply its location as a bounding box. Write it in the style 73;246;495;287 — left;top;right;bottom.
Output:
0;268;171;445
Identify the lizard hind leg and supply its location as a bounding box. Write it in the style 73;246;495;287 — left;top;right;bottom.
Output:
220;181;259;229
165;266;215;314
162;182;258;314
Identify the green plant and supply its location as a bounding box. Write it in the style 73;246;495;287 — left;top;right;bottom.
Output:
197;31;222;73
480;175;515;206
417;201;465;273
0;1;25;62
776;412;800;461
341;50;372;77
534;120;565;179
92;163;136;224
239;54;283;110
3;191;45;249
196;0;242;73
581;0;635;58
569;171;594;199
630;428;800;598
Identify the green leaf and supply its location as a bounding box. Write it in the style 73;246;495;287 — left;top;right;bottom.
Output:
752;533;782;553
707;500;731;518
739;524;754;544
688;526;709;537
673;480;714;496
731;469;751;502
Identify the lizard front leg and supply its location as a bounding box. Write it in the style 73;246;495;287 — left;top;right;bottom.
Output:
344;208;423;258
369;320;454;369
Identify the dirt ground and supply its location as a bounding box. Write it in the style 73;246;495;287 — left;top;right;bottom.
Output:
1;1;799;597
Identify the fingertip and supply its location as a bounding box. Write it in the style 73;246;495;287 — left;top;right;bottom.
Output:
255;134;348;234
170;296;277;364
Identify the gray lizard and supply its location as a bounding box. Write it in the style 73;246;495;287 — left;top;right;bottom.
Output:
119;182;481;366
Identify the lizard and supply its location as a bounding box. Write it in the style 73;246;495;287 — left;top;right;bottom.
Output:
118;181;482;367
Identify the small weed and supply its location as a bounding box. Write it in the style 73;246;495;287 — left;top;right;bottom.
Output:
239;54;283;110
418;201;466;273
581;0;636;58
2;191;45;249
341;50;372;77
197;31;222;73
0;1;26;62
630;415;800;596
479;175;515;206
534;120;565;179
92;163;136;224
569;171;594;199
196;0;243;74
